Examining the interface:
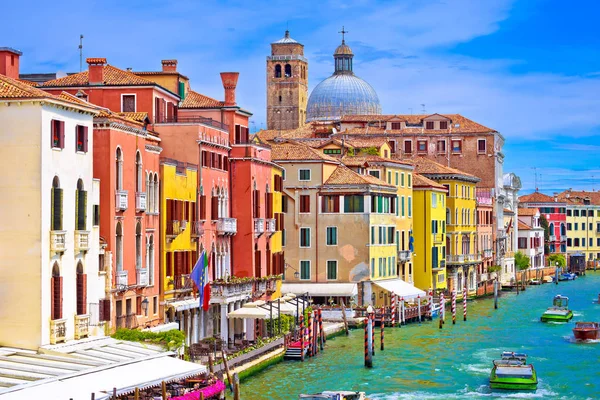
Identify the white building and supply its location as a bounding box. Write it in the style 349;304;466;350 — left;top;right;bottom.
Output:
496;172;522;284
517;208;545;269
0;51;105;349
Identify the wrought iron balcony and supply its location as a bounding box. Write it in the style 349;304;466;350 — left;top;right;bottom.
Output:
211;281;254;299
136;268;149;287
74;314;90;340
254;218;265;237
136;192;147;212
50;318;67;344
398;250;411;262
465;253;482;263
74;230;89;252
173;274;193;292
217;218;237;235
50;230;66;253
116;190;128;211
265;218;276;235
116;270;128;287
190;221;205;239
166;220;182;240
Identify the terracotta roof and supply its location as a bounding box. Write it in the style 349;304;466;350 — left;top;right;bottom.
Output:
56;91;93;106
179;90;223;109
17;78;38;87
410;157;479;181
118;112;149;122
41;65;157;87
504;208;515;214
556;190;600;205
413;174;447;190
340;113;496;134
518;221;532;230
323;165;394;187
518;208;539;216
343;137;390;149
0;74;59;99
254;123;319;143
86;57;107;64
340;155;413;168
271;141;338;162
519;191;556;203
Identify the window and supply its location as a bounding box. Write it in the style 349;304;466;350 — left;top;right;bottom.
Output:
300;260;310;280
121;94;136;112
284;64;292;77
326;227;338;245
437;140;446;153
148;235;154;285
431;193;437;208
391;122;402;130
76;125;88;152
400;173;405;187
567;223;572;230
275;64;282;78
574;223;578;231
282;168;286;181
518;238;527;249
368;170;380;179
326;260;337;280
581;210;587;217
403;140;412;154
344;195;364;213
75;179;87;231
282;229;286;246
322;195;339;213
76;262;86;315
300;228;310;247
387;171;392;183
51;120;65;149
93;204;100;226
115;222;123;271
574;238;580;247
135;152;143;193
451;140;462;153
51;263;62;320
371;258;375;278
395;172;399;185
408;196;412;217
401;196;405;216
574;210;579;217
115;148;123;191
408;174;411;188
440;121;448;129
51;176;63;231
299;195;310;213
282;195;288;213
299;169;311;181
417;140;427;153
323;149;342;155
478;139;486;153
426;121;434;129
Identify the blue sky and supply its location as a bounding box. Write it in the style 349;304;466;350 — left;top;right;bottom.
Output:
3;0;600;194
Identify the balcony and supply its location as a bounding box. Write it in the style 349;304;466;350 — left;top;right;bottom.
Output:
173;274;193;292
166;220;182;241
561;235;568;241
265;218;276;235
50;318;66;344
254;218;265;237
136;268;149;287
116;270;128;287
136;192;147;212
190;221;205;240
74;231;89;252
217;218;237;236
211;281;254;299
116;314;139;329
505;251;515;258
549;235;556;242
465;253;482;263
50;231;66;253
116;190;128;211
74;314;90;340
446;254;465;264
398;250;411;262
483;249;493;259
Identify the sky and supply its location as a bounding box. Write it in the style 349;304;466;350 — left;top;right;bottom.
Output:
3;0;600;194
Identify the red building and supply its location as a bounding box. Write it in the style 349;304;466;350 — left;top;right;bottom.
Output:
518;190;567;254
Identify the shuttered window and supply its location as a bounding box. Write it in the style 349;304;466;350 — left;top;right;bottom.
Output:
300;260;310;280
253;190;260;218
266;193;273;218
403;140;412;154
51;276;63;320
426;121;434;129
199;195;207;220
344;195;364;213
211;196;219;220
93;205;100;226
99;298;111;321
299;195;310;213
322;195;339;213
122;95;136;113
51;120;65;149
51;187;63;231
76;125;88;152
326;227;337;245
327;260;337;280
76;190;87;230
76;272;87;315
300;228;310;247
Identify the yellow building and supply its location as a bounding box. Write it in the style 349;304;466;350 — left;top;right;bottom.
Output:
413;158;480;297
558;190;600;263
412;174;448;291
269;166;284;299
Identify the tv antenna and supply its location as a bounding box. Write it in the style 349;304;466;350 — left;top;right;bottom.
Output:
79;34;84;72
531;167;538;190
420;104;426;114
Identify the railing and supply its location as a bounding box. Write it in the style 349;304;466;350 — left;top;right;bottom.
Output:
267;54;308;63
174;274;194;292
136;268;149;286
116;190;128;211
116;314;139;329
166;220;182;238
483;249;493;258
136;192;147;212
74;230;89;252
74;314;90;340
156;115;229;131
549;235;556;242
50;318;67;344
211;281;254;298
446;254;465;263
190;221;204;239
265;218;276;234
217;217;237;235
254;218;265;237
465;254;481;262
50;231;67;253
116;270;128;287
398;250;411;262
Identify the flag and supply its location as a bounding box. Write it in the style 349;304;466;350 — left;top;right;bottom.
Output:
191;250;211;311
409;231;415;252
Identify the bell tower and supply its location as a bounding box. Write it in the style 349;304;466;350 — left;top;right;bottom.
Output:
266;30;308;130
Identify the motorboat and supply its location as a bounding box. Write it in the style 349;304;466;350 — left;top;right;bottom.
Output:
489;352;537;391
299;391;367;400
560;272;577;281
541;295;573;322
528;279;541;285
573;322;599;341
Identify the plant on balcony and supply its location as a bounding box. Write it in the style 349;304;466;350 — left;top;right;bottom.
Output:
112;328;185;351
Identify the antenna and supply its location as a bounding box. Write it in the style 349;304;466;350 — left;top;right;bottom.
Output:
79;34;84;72
531;167;538;191
420;104;426;114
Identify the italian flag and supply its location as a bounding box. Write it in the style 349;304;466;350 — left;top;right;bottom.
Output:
191;250;211;311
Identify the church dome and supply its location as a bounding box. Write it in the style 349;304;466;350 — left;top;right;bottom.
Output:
306;31;381;122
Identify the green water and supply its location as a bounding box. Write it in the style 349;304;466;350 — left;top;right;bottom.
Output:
237;272;600;399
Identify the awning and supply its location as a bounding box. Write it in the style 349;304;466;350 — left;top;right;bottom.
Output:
227;303;278;319
166;298;199;312
373;278;426;300
281;283;358;297
0;354;206;400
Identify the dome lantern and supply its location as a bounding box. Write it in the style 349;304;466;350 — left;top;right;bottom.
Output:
334;26;353;74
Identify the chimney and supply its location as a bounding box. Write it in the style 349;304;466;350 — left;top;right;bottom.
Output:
161;59;178;72
87;58;107;85
0;47;22;79
220;72;239;106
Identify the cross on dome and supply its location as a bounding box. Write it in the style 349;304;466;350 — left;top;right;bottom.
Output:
338;26;348;44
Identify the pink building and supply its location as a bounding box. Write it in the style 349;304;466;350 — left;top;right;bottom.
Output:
519;191;566;254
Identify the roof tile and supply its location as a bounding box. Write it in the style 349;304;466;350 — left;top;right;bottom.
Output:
179;90;223;109
413;174;447;190
410;157;479;181
41;65;157;87
324;165;394;187
271;141;338;162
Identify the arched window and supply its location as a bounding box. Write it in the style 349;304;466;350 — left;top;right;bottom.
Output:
76;262;87;315
116;222;123;271
76;179;87;231
51;263;62;320
254;243;261;278
560;223;566;236
274;64;282;78
135;151;142;193
146;171;152;212
51;176;63;231
278;95;282;103
136;222;142;269
462;235;470;255
154;173;159;213
446;208;451;225
284;64;292;77
116;148;123;191
148;235;155;285
549;223;555;236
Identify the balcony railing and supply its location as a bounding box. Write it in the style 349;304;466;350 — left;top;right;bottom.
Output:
217;218;238;235
465;254;482;263
136;268;149;287
136;192;147;212
50;231;66;253
116;270;128;287
211;281;254;298
254;218;265;237
483;249;493;259
74;314;90;340
398;250;411;262
116;314;139;329
505;251;515;258
166;220;182;239
50;318;67;344
116;190;128;211
74;230;89;252
265;218;276;234
190;221;205;239
446;254;465;264
173;274;194;292
549;235;556;242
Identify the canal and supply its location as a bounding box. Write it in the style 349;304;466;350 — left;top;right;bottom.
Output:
236;272;600;399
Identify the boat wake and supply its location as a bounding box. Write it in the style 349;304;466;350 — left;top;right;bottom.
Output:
564;336;600;344
368;385;560;399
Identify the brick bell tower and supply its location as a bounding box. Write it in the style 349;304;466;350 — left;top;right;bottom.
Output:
266;30;308;130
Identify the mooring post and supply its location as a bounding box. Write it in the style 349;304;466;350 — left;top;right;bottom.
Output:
451;290;456;325
391;292;396;327
233;373;241;400
380;307;384;351
319;307;325;349
300;315;305;362
494;279;499;310
555;264;559;285
401;297;406;325
463;285;467;321
439;292;444;329
371;311;375;356
364;316;372;368
417;295;421;323
340;299;349;335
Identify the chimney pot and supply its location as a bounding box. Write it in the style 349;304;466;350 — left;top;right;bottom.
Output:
161;59;178;72
220;72;239;106
0;47;23;80
87;57;107;85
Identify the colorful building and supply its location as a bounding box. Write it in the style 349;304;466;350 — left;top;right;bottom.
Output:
518;191;567;255
517;208;544;269
557;190;600;263
476;188;495;284
412;174;448;291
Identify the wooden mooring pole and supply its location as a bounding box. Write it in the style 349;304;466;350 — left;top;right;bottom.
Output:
463;285;467;322
364;317;372;368
340;300;349;335
380;307;385;351
494;279;499;310
451;290;456;325
233;373;241;400
221;348;234;393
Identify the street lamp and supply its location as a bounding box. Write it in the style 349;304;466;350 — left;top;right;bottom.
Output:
284;262;300;279
141;297;149;316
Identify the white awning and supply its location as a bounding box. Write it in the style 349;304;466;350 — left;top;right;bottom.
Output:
281;283;358;297
373;278;426;300
0;354;206;400
166;298;199;312
228;303;278;319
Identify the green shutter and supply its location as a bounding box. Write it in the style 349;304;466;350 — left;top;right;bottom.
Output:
179;81;185;99
78;190;87;230
75;190;79;230
51;188;55;230
53;188;63;230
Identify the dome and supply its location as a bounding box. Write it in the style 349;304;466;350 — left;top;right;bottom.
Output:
334;42;353;55
306;74;382;122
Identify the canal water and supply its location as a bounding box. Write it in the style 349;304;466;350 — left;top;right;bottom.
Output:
236;272;600;399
